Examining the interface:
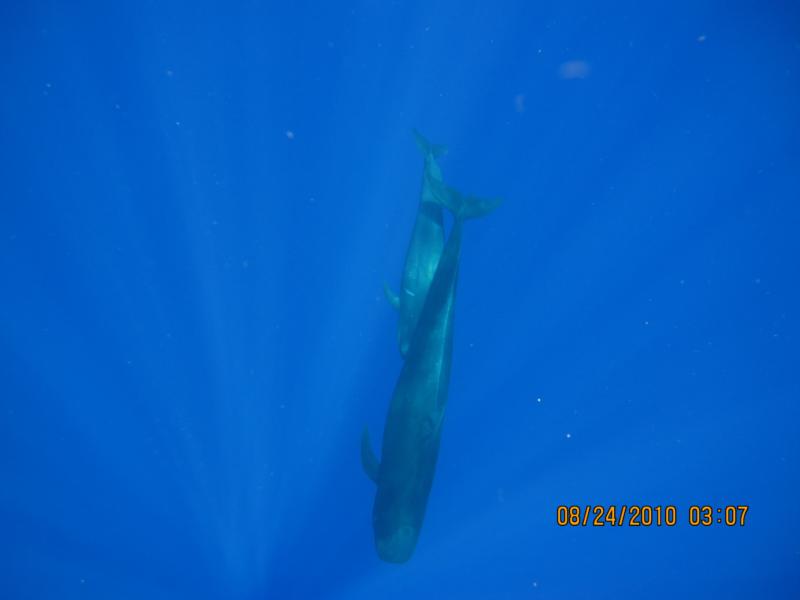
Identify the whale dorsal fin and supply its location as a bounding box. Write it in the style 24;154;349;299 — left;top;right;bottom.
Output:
383;282;400;311
361;426;380;484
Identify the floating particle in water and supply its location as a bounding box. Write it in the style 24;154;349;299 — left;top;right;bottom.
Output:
514;93;526;113
558;60;590;79
285;130;295;140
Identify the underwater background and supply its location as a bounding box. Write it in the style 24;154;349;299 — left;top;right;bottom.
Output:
1;1;799;598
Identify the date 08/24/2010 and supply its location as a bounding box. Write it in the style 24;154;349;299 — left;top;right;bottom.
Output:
556;505;749;527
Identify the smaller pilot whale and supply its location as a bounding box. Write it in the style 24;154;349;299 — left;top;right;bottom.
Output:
384;130;448;358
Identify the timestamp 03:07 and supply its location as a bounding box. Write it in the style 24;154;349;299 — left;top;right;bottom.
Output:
555;505;750;527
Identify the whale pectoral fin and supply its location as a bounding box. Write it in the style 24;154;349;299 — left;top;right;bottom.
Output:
361;426;380;484
383;282;400;311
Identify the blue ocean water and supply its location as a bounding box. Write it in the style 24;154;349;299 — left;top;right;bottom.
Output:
1;1;798;598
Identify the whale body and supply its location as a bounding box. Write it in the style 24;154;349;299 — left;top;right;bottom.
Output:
363;153;500;562
384;130;448;358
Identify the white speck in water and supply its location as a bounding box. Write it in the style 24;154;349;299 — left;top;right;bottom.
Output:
514;93;526;113
565;432;572;439
558;60;590;79
285;130;295;139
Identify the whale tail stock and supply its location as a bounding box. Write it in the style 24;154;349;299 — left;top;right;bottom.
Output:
425;173;502;221
412;129;448;159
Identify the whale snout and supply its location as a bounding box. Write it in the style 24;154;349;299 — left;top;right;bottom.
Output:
376;524;418;563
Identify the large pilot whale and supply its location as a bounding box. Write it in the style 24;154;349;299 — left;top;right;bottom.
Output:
384;130;448;358
363;153;500;563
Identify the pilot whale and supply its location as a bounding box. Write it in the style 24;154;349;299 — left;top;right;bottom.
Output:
384;130;448;358
363;178;500;563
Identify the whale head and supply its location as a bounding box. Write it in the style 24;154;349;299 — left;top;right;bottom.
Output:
374;519;419;563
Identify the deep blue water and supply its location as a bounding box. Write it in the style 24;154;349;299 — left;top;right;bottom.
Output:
1;1;799;598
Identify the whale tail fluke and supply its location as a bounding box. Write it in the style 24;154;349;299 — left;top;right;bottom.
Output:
426;174;502;221
412;129;448;159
